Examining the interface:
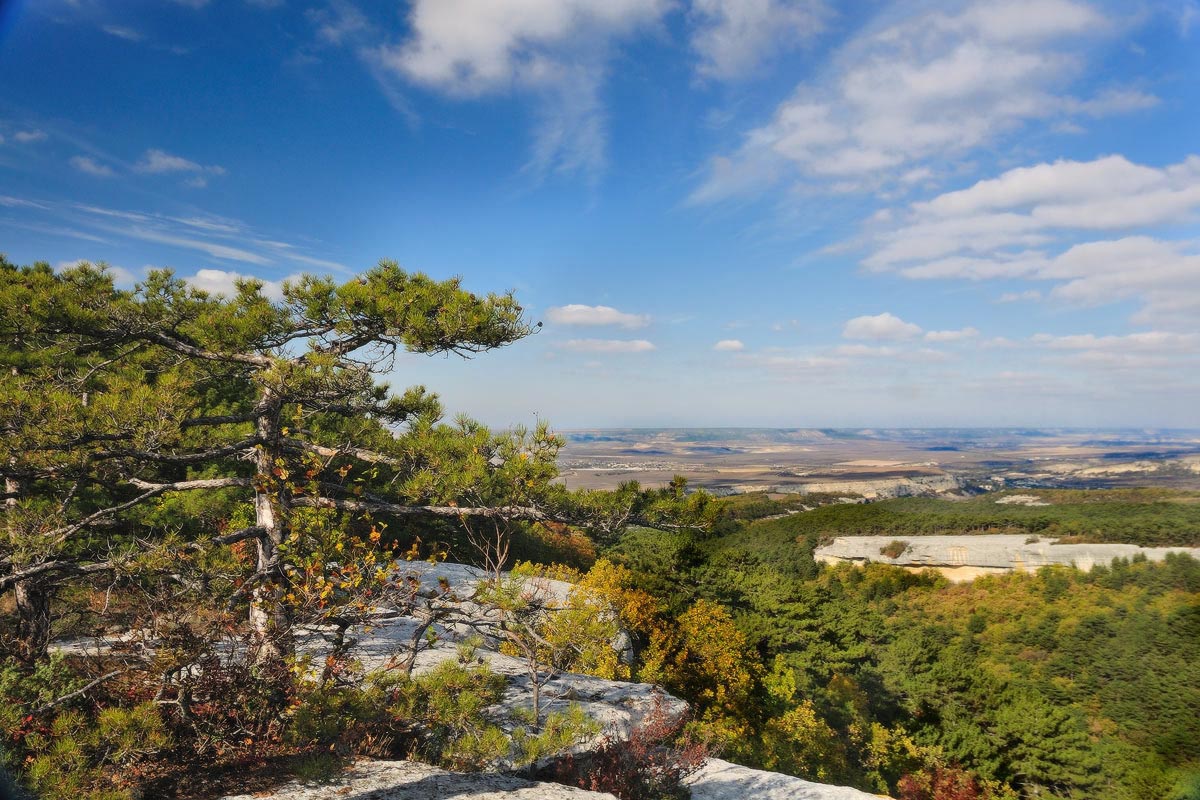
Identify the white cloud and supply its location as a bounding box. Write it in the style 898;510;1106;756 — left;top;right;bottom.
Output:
372;0;670;179
102;25;145;42
545;303;649;328
184;269;293;299
713;339;745;351
13;130;47;144
690;0;1139;202
170;0;211;8
56;260;137;286
690;0;827;80
0;195;49;209
998;289;1042;303
70;156;116;177
1029;331;1200;374
924;326;979;342
833;344;896;357
842;312;922;341
309;1;370;45
1030;331;1200;352
134;149;226;177
560;338;656;353
861;154;1200;326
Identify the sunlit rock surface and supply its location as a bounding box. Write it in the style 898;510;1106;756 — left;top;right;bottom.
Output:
221;759;616;799
687;758;888;800
816;534;1200;582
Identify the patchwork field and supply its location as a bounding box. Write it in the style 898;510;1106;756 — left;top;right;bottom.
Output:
557;428;1200;495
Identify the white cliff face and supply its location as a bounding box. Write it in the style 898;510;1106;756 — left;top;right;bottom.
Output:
687;759;888;800
814;534;1200;582
728;474;962;499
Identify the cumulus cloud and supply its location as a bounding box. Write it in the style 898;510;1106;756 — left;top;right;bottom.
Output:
546;303;650;328
184;269;293;299
56;260;137;286
690;0;1137;201
560;338;656;353
842;312;922;341
690;0;827;79
70;156;116;177
858;153;1200;326
712;339;745;351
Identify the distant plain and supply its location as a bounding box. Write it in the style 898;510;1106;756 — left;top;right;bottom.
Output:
556;428;1200;495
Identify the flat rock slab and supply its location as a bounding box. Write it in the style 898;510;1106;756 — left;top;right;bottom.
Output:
815;534;1200;572
687;758;887;800
222;759;615;800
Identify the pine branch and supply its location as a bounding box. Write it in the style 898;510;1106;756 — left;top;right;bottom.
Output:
292;494;554;521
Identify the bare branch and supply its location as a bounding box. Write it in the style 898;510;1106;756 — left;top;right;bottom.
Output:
292;495;554;522
283;439;401;468
0;559;118;592
145;330;272;367
30;670;124;716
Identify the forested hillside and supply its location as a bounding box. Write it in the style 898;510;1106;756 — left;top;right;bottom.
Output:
604;493;1200;800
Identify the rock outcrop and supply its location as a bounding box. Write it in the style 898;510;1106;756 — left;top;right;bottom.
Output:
219;757;889;800
221;759;616;799
687;759;886;800
815;534;1200;582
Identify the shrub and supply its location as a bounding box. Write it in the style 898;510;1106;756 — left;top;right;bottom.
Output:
548;692;708;800
880;540;911;559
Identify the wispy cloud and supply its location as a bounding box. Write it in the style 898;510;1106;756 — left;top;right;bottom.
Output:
712;339;745;351
69;155;116;177
101;24;145;42
365;0;671;181
13;130;48;144
690;0;828;80
134;148;227;179
2;194;348;273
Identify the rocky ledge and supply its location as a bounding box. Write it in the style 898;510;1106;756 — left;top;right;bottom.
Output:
220;757;886;800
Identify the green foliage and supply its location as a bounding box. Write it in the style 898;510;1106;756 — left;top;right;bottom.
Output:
767;489;1200;547
605;496;1200;800
380;661;510;770
12;702;169;800
510;703;600;767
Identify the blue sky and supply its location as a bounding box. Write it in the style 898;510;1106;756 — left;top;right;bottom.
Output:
1;0;1198;429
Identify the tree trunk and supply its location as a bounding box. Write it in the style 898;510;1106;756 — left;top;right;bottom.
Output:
5;473;51;665
249;393;292;664
14;579;51;665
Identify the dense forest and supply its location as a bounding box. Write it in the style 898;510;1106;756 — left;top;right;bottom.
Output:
602;492;1200;800
2;258;1198;800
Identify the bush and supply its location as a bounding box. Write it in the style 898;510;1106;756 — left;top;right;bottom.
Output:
548;692;708;800
880;540;911;559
